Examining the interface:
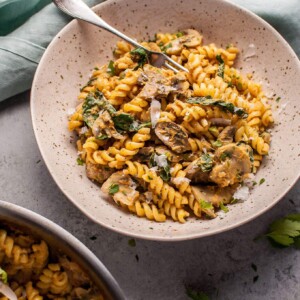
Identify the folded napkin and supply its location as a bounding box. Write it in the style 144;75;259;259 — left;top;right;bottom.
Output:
0;0;299;102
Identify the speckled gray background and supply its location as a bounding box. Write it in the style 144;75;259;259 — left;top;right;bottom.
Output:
0;92;299;299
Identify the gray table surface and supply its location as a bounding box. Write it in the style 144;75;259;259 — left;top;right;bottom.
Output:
0;91;299;300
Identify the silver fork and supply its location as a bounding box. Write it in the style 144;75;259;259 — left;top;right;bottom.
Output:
53;0;188;73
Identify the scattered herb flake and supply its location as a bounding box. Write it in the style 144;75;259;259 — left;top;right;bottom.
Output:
94;66;99;70
259;178;265;185
176;31;184;37
128;238;136;247
252;181;257;186
199;154;213;172
77;158;84;166
0;268;8;283
275;97;281;103
96;134;109;140
112;113;134;132
109;184;119;195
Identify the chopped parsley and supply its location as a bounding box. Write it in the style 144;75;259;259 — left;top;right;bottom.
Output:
186;287;210;300
160;43;172;53
187;96;248;118
216;54;225;78
220;202;229;213
130;47;149;69
128;238;136;247
220;151;232;161
76;158;84;166
265;214;300;247
0;268;7;283
275;97;281;103
212;140;222;148
200;200;214;210
175;31;184;37
149;153;171;182
112;113;135;132
96;134;109;140
109;184;119;195
259;178;265;185
107;60;115;76
198;154;213;172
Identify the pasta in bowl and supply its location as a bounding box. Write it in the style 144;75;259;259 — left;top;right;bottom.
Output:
68;29;273;223
31;0;300;240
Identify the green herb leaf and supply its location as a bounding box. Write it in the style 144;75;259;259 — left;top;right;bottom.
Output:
77;158;84;166
216;54;225;78
220;202;229;213
186;288;210;300
109;184;119;195
129;121;152;132
275;97;281;103
187;96;248;118
0;268;8;284
128;239;136;247
149;153;171;182
259;178;265;185
199;154;213;172
220;151;232;161
82;91;116;127
107;60;115;76
212;140;222;148
265;214;300;247
200;200;214;210
175;31;184;37
130;47;149;69
160;43;172;53
112;113;134;132
96;134;109;140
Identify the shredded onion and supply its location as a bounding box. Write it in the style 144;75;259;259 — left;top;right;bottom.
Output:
0;282;18;300
150;99;161;128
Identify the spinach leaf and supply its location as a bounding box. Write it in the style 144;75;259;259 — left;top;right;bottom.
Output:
130;47;149;69
112;113;134;132
187;96;248;118
216;54;225;78
149;153;171;182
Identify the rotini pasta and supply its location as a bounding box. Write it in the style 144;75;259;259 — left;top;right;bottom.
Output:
68;29;274;223
0;227;104;299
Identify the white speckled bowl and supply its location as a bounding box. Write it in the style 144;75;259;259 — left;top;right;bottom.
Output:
31;0;300;241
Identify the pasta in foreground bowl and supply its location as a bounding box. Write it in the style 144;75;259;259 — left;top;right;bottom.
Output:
0;201;125;300
68;29;273;223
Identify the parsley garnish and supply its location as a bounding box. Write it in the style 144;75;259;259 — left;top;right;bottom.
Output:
186;288;210;300
220;202;229;213
212;140;222;148
96;134;109;140
109;184;119;195
200;200;214;210
259;178;265;185
275;97;281;103
130;47;149;69
76;158;84;166
198;154;213;172
128;239;136;247
0;268;7;283
187;96;248;118
265;214;300;247
160;43;172;53
175;31;184;37
107;60;115;76
112;113;134;132
149;153;171;182
216;54;225;78
220;151;232;161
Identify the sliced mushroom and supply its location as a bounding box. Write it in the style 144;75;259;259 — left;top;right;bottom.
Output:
218;125;236;145
191;185;236;206
86;162;114;184
166;29;202;55
134;147;155;162
184;155;212;183
155;121;191;153
138;66;175;99
101;171;139;206
92;110;123;140
209;143;252;187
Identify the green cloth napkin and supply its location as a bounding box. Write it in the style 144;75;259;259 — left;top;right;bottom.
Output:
0;0;299;102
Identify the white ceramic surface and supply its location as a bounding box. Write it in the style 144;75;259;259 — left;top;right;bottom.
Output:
31;0;300;241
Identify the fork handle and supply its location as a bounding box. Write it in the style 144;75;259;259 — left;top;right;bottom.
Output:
56;0;146;50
